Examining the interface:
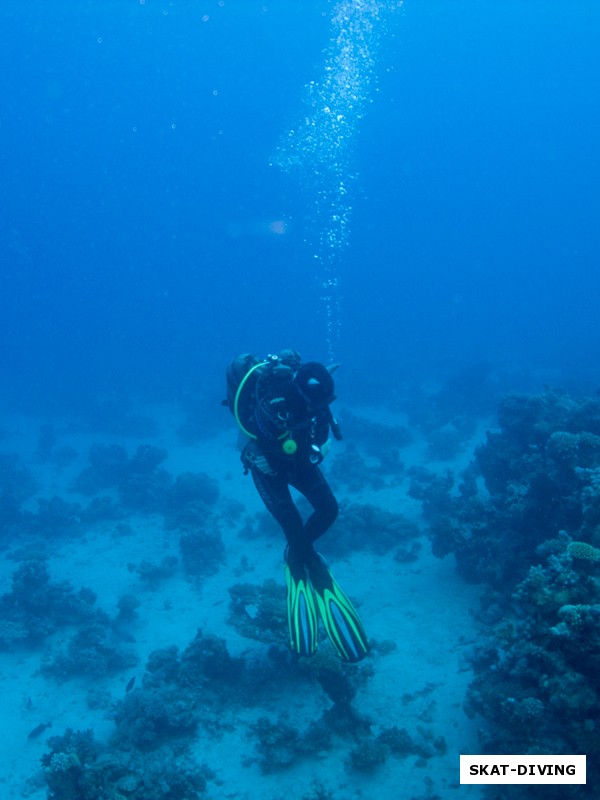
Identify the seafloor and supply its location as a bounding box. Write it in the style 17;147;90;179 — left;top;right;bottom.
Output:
1;387;597;799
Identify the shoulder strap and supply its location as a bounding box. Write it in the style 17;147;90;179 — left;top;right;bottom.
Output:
233;361;268;439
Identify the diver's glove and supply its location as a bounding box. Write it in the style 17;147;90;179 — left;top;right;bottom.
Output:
254;454;277;475
242;442;277;476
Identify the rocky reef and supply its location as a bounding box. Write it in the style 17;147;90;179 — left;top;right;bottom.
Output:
411;389;600;796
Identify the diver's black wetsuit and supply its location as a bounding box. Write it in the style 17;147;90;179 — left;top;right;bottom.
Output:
232;353;369;663
250;457;338;565
239;355;339;566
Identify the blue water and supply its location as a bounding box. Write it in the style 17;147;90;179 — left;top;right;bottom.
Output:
2;4;600;797
2;0;599;407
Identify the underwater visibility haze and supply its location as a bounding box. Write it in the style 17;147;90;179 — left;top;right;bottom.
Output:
1;1;600;799
2;0;599;406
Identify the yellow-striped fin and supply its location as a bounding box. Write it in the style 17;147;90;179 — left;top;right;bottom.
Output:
308;555;369;663
284;559;319;657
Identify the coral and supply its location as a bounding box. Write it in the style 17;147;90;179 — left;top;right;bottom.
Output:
316;666;356;706
466;552;600;772
323;501;420;558
376;725;419;757
116;593;141;622
41;727;212;800
10;559;52;609
82;496;123;523
128;556;179;588
249;713;333;773
346;738;388;772
308;655;358;707
378;446;405;475
237;510;281;541
512;540;596;623
405;388;600;787
250;716;301;772
509;696;545;722
407;467;455;520
163;473;225;531
298;719;333;756
70;443;129;495
393;540;422;562
165;501;212;532
227;579;287;645
130;444;168;473
551;603;600;666
513;564;569;619
411;389;600;585
321;695;372;740
177;630;244;688
113;631;246;751
301;782;336;800
42;729;99;800
42;622;138;680
385;368;485;460
568;540;600;562
0;619;29;648
166;471;219;509
329;443;386;492
112;686;198;749
0;560;103;647
179;523;224;578
122;750;211;800
426;422;466;461
218;496;246;525
145;645;180;684
43;728;98;769
72;443;175;514
33;495;83;536
340;409;412;454
119;468;172;512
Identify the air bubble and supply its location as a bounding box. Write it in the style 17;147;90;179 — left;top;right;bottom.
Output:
272;0;400;358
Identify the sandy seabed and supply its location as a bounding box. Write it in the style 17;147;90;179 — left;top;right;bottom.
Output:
0;404;487;800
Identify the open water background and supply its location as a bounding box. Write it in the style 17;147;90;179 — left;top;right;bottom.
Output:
2;0;599;413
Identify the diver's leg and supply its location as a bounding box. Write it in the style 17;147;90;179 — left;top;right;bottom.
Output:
291;467;368;662
250;467;308;555
290;464;338;550
251;467;319;655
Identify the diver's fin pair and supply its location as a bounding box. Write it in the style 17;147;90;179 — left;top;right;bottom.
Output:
284;552;369;663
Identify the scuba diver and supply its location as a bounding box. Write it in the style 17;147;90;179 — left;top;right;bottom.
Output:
224;349;369;663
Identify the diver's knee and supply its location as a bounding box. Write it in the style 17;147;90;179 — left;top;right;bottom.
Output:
325;495;339;526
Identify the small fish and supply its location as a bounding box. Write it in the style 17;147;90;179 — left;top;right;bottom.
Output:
125;676;136;693
28;721;52;740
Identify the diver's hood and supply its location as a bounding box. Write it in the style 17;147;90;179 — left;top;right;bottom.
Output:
293;362;335;408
